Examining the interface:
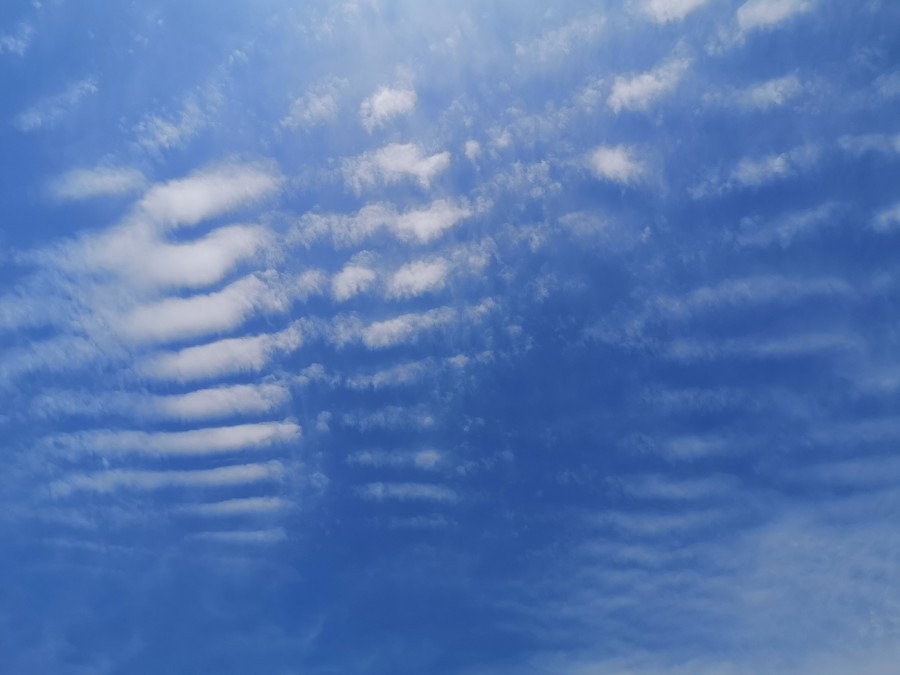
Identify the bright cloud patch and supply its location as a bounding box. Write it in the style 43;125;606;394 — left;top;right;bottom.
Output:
359;85;417;132
343;143;451;192
741;74;804;109
331;263;377;301
589;146;644;184
737;0;814;31
387;259;449;299
137;162;282;229
608;57;690;112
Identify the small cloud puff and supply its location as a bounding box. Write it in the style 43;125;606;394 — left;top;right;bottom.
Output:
359;85;417;132
608;57;691;113
387;259;450;299
740;75;804;109
332;262;377;301
281;78;347;130
343;143;451;193
588;146;644;185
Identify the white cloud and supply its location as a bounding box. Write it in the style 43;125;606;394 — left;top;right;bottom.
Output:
667;331;864;362
50;166;146;201
838;133;900;157
873;204;900;232
343;143;451;192
588;146;644;184
134;79;224;152
29;383;291;422
728;143;821;188
0;23;33;56
345;360;430;389
136;162;282;230
49;460;285;497
136;324;304;382
359;85;417;132
15;77;98;132
81;223;274;290
736;201;840;247
393;200;475;243
653;275;852;317
608;58;690;113
358;482;458;502
192;528;287;544
281;78;346;130
386;259;449;299
464;140;482;161
361;307;457;348
737;0;814;31
119;272;291;344
151;383;291;421
182;497;290;517
740;74;804;109
0;334;108;386
596;509;725;536
348;449;443;469
45;422;301;458
292;199;476;247
514;13;605;63
341;406;437;431
331;263;377;301
620;475;738;500
734;154;791;184
640;0;712;23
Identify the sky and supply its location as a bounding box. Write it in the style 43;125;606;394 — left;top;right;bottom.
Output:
1;0;900;673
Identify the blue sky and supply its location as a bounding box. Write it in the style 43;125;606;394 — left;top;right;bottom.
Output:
2;0;900;673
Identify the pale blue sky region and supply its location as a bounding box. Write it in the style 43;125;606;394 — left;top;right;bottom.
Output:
2;1;900;674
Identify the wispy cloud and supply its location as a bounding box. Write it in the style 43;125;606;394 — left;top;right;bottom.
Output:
50;166;147;201
14;77;98;132
608;57;690;113
360;307;458;349
181;496;291;517
331;260;377;302
873;203;900;232
343;143;451;192
150;383;292;421
514;13;605;64
136;323;305;382
386;259;449;299
43;422;301;458
135;162;282;229
358;482;458;502
736;0;814;32
119;272;291;344
348;449;443;469
588;146;644;184
292;199;477;247
50;460;286;497
359;85;417;132
0;22;33;57
191;528;288;544
739;74;805;109
639;0;712;23
734;201;841;247
281;78;346;130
